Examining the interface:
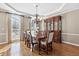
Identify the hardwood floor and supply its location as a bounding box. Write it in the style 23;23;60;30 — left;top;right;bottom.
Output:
0;41;40;56
53;43;79;56
0;43;8;49
0;41;79;56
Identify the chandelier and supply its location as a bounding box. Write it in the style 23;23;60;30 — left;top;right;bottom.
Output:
35;4;39;24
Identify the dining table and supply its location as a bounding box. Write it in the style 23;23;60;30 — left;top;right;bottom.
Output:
31;31;47;41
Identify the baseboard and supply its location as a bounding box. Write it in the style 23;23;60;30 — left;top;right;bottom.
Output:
62;41;79;47
0;42;8;45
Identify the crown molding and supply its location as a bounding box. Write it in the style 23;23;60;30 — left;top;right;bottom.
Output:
4;3;33;16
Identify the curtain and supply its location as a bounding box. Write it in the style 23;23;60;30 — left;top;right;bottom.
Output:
20;16;30;41
8;14;12;43
0;12;9;44
20;16;24;41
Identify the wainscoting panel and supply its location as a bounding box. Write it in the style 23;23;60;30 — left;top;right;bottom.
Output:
62;33;79;46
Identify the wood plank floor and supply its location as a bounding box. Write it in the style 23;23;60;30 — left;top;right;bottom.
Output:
0;44;8;49
0;41;79;56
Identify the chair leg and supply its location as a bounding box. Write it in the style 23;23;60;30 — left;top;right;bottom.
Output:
26;42;28;47
46;46;48;55
27;43;29;48
51;46;53;51
31;44;34;52
25;40;26;44
31;47;33;52
27;42;30;48
29;43;33;52
39;43;40;55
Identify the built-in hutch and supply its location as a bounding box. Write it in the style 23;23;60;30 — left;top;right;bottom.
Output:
45;16;62;43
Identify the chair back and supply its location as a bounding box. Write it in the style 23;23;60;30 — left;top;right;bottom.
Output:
30;31;37;44
24;31;27;38
27;31;32;43
48;32;54;43
26;30;30;39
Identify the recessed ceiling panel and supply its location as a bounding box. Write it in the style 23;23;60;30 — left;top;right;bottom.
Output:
8;3;62;16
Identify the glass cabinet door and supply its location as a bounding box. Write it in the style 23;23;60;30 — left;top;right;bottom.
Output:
58;20;62;30
54;22;58;31
48;22;51;31
51;21;53;31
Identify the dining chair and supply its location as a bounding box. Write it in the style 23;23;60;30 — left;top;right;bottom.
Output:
25;30;31;48
39;32;54;55
29;31;38;52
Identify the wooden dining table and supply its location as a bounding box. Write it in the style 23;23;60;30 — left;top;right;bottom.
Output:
31;31;47;43
36;31;46;40
31;31;46;39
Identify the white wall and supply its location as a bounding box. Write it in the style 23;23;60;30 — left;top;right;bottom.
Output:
62;9;79;45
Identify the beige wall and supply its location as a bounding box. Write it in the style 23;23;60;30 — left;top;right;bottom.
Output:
61;9;79;45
